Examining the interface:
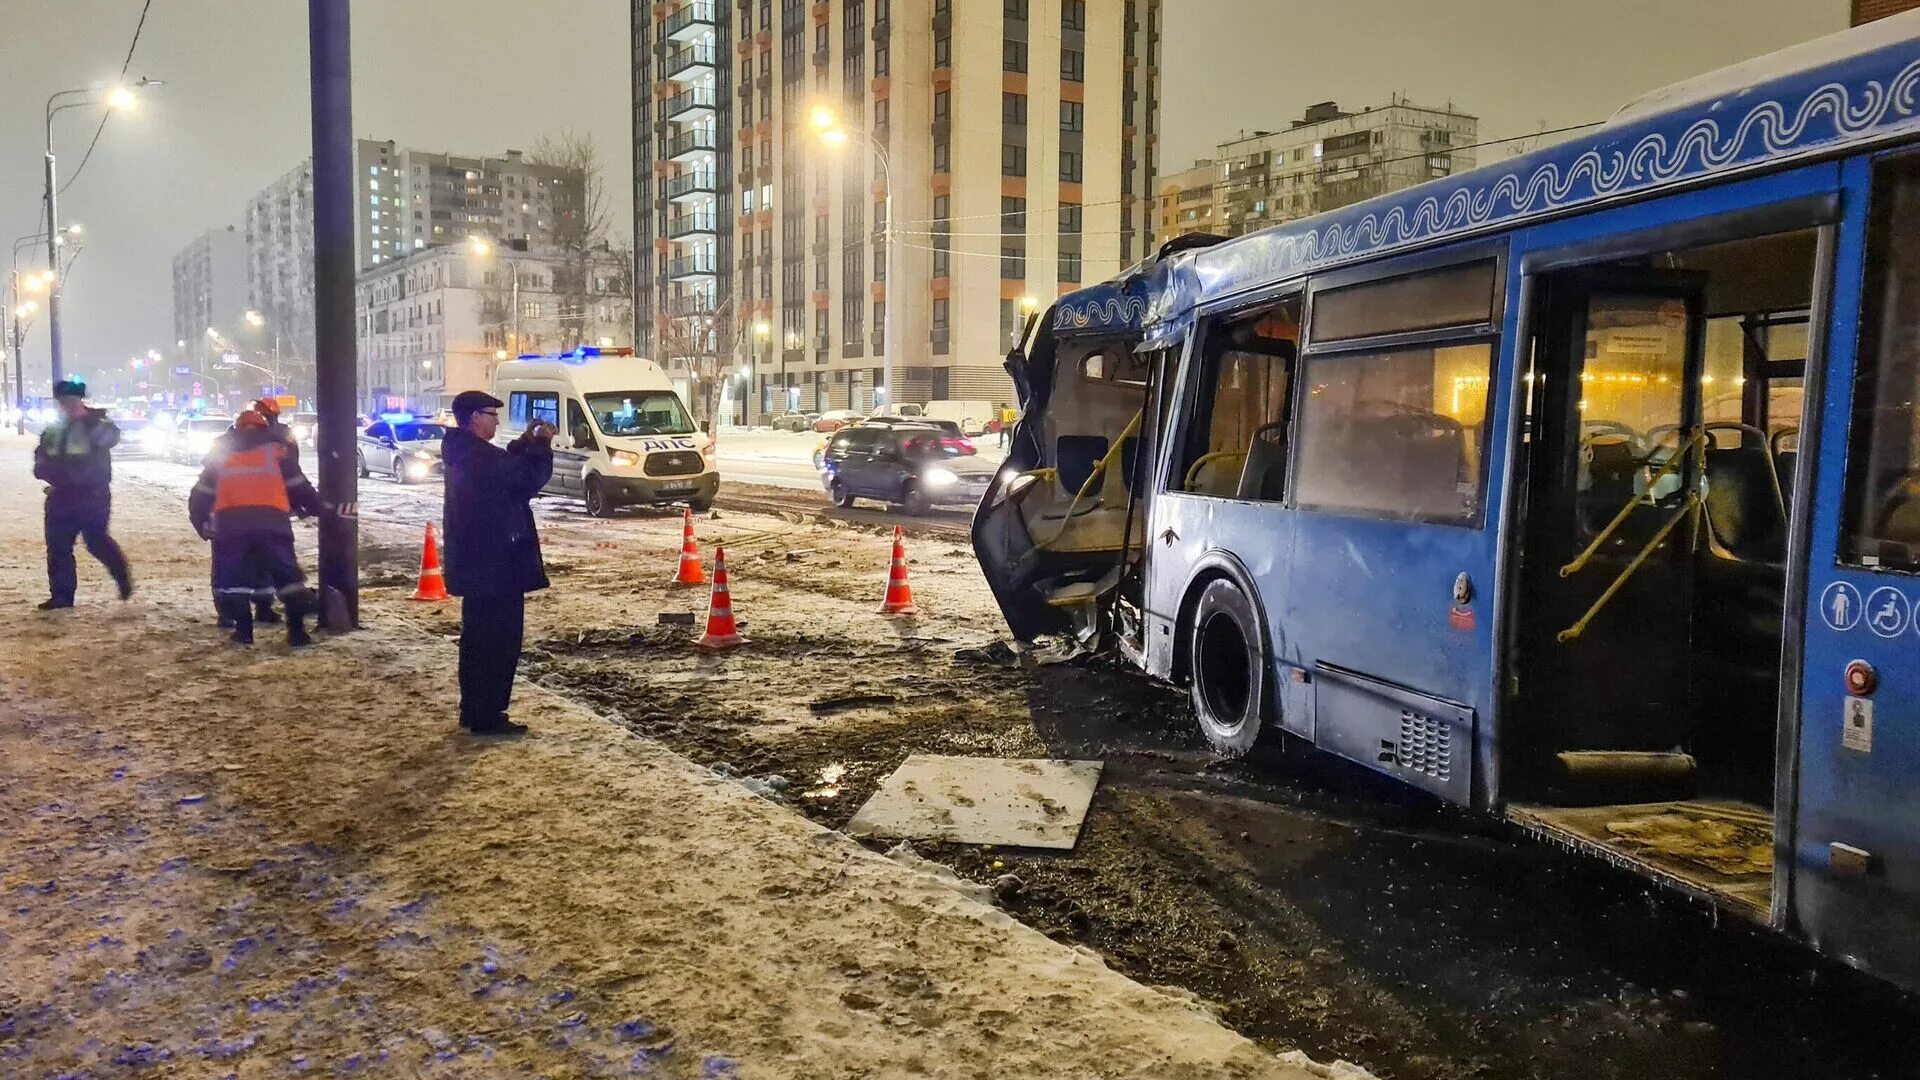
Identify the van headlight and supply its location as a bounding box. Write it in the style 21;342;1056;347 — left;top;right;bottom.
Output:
610;449;641;467
925;467;959;488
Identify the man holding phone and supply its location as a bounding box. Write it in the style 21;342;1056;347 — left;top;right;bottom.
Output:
442;390;555;735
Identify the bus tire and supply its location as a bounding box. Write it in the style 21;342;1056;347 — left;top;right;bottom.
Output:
1187;576;1267;758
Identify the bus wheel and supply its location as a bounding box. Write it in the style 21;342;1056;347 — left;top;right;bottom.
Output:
1188;577;1267;758
584;476;613;518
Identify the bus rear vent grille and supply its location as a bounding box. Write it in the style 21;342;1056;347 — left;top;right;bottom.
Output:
1393;710;1452;780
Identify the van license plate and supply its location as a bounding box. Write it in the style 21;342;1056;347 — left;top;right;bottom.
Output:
659;481;694;492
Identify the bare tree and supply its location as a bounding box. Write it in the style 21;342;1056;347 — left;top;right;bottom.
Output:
657;296;756;427
528;131;620;351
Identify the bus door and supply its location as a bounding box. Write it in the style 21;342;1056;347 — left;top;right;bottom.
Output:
1792;153;1920;991
1516;270;1709;781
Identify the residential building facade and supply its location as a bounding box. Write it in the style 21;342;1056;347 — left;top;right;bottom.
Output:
171;225;251;350
243;143;588;386
631;0;1160;420
354;243;633;415
1156;98;1479;246
1150;158;1221;250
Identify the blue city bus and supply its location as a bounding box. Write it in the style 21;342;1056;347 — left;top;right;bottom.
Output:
974;14;1920;990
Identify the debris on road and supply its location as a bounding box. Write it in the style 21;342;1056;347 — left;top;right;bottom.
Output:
847;755;1104;850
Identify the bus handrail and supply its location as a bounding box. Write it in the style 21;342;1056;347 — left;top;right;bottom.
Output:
1560;428;1705;578
1037;406;1145;551
1182;449;1248;493
1558;492;1701;643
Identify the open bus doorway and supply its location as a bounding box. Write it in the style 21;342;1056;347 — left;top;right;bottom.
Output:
1510;227;1821;922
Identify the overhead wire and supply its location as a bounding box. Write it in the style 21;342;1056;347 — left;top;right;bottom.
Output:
57;0;156;198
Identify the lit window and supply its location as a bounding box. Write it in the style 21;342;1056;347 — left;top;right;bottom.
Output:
370;179;380;191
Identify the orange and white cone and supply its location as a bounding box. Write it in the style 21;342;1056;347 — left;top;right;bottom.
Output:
673;506;707;587
410;522;451;602
696;546;746;650
878;525;917;615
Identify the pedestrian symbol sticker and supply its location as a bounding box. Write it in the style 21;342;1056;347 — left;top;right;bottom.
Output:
1866;587;1911;639
1821;582;1862;632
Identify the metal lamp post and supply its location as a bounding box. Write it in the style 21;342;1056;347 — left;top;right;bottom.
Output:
810;106;894;413
44;79;160;383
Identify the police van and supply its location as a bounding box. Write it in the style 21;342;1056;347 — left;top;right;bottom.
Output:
491;346;718;517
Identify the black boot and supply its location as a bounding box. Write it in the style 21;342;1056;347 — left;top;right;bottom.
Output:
283;588;315;648
254;601;281;625
216;599;234;629
219;598;254;645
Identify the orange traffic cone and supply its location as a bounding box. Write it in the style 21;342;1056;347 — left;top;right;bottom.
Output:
673;506;707;587
410;522;451;602
696;546;745;650
878;525;917;615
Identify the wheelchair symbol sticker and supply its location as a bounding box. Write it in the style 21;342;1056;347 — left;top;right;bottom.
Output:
1866;587;1911;639
1821;582;1862;632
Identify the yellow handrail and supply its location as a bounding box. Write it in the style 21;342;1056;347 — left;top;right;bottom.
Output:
1182;449;1247;493
1037;407;1146;551
1560;429;1704;578
1558;493;1700;642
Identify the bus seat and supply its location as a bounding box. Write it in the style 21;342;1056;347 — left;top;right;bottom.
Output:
1577;437;1640;537
1055;435;1109;496
1770;428;1799;506
1702;443;1787;563
1236;425;1290;501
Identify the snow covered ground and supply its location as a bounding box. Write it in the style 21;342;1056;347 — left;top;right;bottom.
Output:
0;439;1365;1079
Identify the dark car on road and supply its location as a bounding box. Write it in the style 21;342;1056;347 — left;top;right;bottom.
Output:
357;416;448;483
819;421;996;514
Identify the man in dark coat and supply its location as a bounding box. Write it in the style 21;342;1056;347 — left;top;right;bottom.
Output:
33;379;133;610
442;389;554;735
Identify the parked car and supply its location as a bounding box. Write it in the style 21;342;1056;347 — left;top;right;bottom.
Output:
769;410;819;433
813;409;863;433
170;415;234;465
289;412;319;448
818;421;995;514
356;416;448;483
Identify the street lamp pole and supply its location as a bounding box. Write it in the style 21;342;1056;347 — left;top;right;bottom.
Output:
44;80;158;385
811;107;894;412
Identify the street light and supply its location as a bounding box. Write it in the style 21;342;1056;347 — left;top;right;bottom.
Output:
44;77;163;383
809;103;895;413
468;236;520;361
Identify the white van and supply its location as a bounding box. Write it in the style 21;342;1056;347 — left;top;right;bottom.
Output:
492;347;719;517
923;399;995;436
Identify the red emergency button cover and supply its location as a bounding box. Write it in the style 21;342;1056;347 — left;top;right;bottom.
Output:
1845;659;1877;697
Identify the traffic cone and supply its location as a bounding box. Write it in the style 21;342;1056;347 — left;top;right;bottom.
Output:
410;522;451;602
673;506;707;587
696;546;745;650
878;525;917;615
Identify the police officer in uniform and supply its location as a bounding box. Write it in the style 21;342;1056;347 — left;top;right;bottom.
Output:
33;378;133;610
188;408;323;645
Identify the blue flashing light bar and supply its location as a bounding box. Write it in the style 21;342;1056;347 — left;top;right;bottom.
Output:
379;411;418;423
506;345;637;365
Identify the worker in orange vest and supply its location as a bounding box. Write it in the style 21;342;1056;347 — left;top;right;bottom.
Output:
188;408;324;646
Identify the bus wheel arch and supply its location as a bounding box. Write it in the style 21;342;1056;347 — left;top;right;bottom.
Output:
1176;557;1275;758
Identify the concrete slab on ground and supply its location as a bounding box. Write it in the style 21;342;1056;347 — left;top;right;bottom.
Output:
847;755;1103;850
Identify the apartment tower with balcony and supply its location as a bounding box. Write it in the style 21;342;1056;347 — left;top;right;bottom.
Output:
632;0;1159;418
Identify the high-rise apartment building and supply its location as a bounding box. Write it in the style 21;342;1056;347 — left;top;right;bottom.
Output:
1155;98;1479;247
1151;159;1221;251
243;143;587;377
631;0;1159;419
171;226;251;351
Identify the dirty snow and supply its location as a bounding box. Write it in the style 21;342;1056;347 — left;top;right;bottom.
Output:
0;439;1364;1079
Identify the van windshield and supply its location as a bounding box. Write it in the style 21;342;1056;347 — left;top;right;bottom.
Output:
585;392;694;436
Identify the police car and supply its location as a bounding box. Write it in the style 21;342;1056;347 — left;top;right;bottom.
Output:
492;346;719;517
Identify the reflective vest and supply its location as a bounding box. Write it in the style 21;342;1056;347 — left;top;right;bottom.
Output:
212;443;292;514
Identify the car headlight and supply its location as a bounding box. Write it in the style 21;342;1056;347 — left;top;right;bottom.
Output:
141;429;169;451
411;449;435;460
189;433;216;454
294;424;314;442
925;467;959;487
404;458;429;477
610;449;641;467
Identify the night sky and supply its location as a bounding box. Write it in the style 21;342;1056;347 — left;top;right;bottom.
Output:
0;0;1848;391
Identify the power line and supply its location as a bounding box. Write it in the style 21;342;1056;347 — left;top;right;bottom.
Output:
887;120;1604;231
57;0;155;199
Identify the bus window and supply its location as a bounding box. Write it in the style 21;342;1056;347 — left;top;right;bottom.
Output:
1170;299;1300;501
1843;154;1920;568
1292;342;1495;525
